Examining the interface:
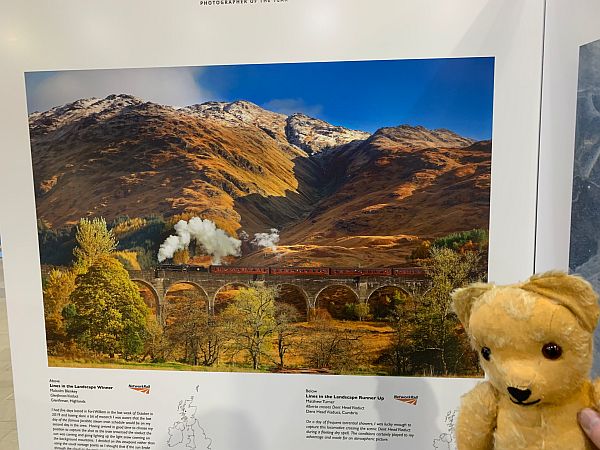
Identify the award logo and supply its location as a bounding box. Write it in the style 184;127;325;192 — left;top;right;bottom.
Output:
129;384;151;395
394;395;418;405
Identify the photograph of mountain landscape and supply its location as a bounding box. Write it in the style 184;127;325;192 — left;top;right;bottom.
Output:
27;58;494;377
569;38;600;375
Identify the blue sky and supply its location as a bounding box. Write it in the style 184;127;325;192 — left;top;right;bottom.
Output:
26;57;494;140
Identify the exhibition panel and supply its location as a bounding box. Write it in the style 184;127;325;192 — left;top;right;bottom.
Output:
0;1;547;449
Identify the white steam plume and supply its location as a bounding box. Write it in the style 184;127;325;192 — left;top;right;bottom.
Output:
158;217;241;264
252;228;280;252
158;235;183;262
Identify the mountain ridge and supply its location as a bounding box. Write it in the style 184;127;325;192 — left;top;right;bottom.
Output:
29;94;491;266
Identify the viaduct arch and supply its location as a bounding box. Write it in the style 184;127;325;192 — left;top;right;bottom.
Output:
128;269;431;321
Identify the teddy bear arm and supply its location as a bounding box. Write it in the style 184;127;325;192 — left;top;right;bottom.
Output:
456;381;498;450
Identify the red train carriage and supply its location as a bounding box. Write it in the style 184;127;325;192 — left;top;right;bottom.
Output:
330;268;392;277
209;266;269;275
160;264;426;278
269;267;330;276
392;267;426;277
157;264;208;272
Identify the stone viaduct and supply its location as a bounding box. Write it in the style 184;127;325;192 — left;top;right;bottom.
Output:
129;268;432;321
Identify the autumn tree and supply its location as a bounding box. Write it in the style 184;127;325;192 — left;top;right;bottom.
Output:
274;303;300;369
222;285;277;370
172;248;191;265
43;268;77;353
369;288;409;320
73;218;118;272
142;314;168;363
197;316;224;367
64;256;150;358
409;240;432;261
163;291;222;366
303;320;360;371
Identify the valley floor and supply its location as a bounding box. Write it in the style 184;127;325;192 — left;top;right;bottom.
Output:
48;319;482;378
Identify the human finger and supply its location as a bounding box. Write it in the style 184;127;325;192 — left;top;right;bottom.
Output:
579;408;600;447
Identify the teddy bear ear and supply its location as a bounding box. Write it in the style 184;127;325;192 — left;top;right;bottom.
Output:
520;271;600;333
451;283;495;331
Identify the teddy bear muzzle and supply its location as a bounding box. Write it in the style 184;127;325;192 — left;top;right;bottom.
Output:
507;386;540;406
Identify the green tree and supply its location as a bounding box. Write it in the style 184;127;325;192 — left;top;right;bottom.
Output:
222;286;277;370
413;247;482;375
65;256;149;358
73;218;118;272
37;221;77;266
43;268;77;353
342;302;370;321
385;292;416;375
355;302;370;321
431;229;489;253
385;248;484;376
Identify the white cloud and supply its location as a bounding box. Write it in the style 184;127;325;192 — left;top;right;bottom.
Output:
262;98;323;117
26;66;210;113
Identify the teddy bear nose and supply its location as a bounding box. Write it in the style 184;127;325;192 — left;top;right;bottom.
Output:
507;387;531;402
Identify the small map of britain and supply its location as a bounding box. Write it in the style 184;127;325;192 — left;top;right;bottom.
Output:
433;409;457;450
167;387;212;449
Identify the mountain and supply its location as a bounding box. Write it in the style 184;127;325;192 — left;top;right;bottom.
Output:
181;100;291;151
30;95;323;236
244;128;490;267
285;113;370;154
29;94;491;266
181;101;369;155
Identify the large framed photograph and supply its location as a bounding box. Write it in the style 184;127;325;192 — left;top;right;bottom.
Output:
28;58;493;379
0;1;546;449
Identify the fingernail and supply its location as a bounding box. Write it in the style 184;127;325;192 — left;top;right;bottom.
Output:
579;408;600;433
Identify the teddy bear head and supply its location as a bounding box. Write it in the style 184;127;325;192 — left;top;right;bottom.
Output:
452;271;599;406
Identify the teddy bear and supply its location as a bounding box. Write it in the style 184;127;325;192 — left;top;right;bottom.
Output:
452;271;600;450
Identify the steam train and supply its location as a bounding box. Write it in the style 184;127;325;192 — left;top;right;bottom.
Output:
156;264;425;278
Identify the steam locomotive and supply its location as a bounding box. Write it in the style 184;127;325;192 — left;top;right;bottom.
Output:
156;264;425;278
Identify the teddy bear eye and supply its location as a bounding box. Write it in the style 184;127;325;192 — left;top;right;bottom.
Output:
481;346;491;361
542;342;562;360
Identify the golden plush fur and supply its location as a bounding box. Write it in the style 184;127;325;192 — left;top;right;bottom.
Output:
452;271;600;450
